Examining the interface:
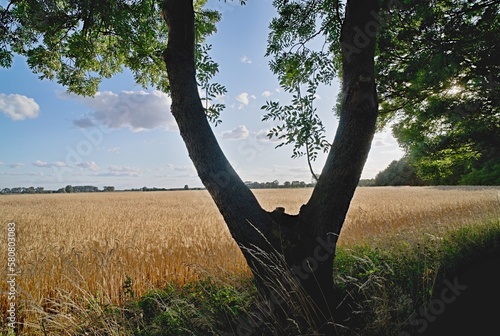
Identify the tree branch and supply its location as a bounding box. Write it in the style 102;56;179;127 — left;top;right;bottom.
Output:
305;139;320;182
302;0;379;238
161;0;283;253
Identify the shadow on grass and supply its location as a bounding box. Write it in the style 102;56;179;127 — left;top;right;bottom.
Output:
419;253;500;336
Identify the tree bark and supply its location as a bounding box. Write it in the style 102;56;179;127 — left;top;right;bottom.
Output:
297;0;380;327
161;0;294;297
161;0;379;334
161;0;275;250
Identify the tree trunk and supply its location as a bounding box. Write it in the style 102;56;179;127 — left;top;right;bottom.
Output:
161;0;378;334
296;0;380;329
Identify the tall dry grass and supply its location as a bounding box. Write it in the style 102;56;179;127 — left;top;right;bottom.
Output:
0;186;499;333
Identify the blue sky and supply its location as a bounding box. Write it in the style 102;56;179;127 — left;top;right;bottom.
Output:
0;0;403;190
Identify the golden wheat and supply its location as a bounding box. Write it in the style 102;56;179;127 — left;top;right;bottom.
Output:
0;186;499;333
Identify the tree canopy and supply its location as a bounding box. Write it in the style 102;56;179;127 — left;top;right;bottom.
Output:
376;0;500;185
2;0;498;186
0;0;228;122
374;156;424;186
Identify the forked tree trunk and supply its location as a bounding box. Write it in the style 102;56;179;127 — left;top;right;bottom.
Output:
162;0;378;334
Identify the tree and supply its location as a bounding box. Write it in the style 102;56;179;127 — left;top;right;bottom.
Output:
163;2;378;332
376;0;500;185
65;185;73;193
1;0;383;333
374;157;424;186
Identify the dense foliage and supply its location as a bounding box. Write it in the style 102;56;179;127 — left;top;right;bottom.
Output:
0;0;226;122
377;0;500;185
374;157;424;186
261;0;500;185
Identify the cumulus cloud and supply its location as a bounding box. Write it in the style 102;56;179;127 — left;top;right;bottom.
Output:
255;129;281;142
76;161;100;171
372;132;392;147
108;165;140;173
261;90;273;97
53;161;67;167
368;124;405;158
236;92;256;109
174;165;196;172
373;138;389;147
372;129;403;150
32;160;49;168
106;147;120;153
60;90;177;132
7;163;24;168
0;93;40;121
95;165;141;177
221;125;250;140
73;117;95;128
33;160;67;168
240;55;252;64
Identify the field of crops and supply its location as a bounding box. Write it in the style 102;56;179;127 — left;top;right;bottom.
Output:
1;186;499;331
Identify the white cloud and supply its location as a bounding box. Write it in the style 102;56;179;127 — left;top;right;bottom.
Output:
289;167;310;173
32;160;50;168
236;92;256;109
95;165;141;177
240;55;252;64
373;138;389;147
53;161;67;167
262;90;273;97
221;125;250;140
255;129;281;142
108;165;140;173
73;117;95;128
7;163;24;168
32;160;68;168
76;161;100;171
174;165;196;172
0;93;40;121
60;90;176;132
371;129;404;156
106;147;120;153
372;132;392;147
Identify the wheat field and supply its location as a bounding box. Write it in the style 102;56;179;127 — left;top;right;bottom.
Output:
1;186;499;331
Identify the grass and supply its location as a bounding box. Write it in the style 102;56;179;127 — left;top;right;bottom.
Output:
0;186;499;334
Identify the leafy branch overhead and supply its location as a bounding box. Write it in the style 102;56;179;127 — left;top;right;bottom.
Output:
264;0;499;185
262;0;343;177
0;0;225;124
376;0;500;185
197;44;226;126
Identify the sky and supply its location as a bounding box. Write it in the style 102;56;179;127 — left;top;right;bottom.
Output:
0;0;404;191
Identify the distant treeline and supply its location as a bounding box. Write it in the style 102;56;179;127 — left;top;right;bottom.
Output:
0;181;316;195
4;156;494;194
0;185;117;194
0;185;208;194
245;180;314;189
